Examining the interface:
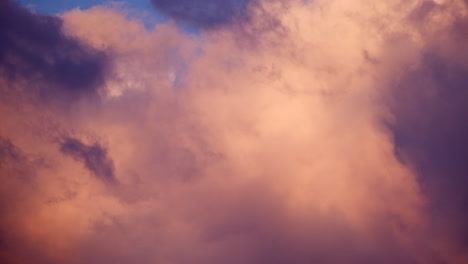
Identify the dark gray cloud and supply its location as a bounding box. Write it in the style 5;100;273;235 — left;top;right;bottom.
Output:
388;5;468;255
0;0;108;101
60;137;116;182
151;0;251;29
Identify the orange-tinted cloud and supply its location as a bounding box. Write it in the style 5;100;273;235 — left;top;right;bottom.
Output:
1;0;467;263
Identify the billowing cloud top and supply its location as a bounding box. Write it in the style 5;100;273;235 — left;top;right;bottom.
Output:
1;0;468;263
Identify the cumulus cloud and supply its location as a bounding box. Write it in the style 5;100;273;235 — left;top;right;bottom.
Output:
0;0;467;263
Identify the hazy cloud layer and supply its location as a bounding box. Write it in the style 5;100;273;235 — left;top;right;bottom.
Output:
0;0;467;263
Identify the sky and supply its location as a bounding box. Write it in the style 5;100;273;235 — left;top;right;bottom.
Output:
18;0;166;28
1;0;468;263
20;0;141;13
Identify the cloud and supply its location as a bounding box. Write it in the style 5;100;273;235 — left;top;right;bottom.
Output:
0;0;467;263
0;0;108;102
151;0;251;29
59;137;116;183
0;137;22;165
386;1;468;259
0;137;48;264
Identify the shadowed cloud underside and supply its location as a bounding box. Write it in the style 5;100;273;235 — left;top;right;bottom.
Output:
0;0;108;101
